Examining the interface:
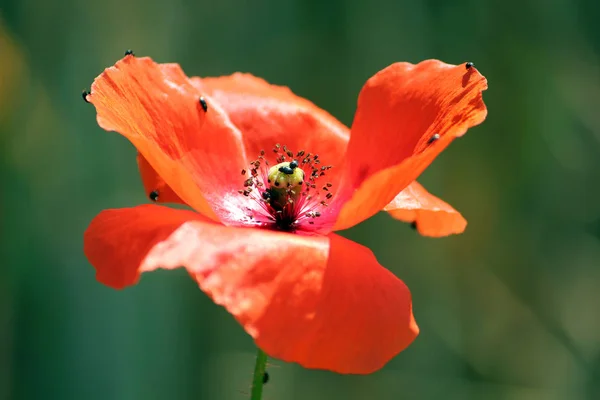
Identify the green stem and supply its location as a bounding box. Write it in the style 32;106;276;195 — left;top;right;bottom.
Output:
250;348;268;400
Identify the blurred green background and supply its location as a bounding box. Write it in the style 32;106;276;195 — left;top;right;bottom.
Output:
2;0;600;399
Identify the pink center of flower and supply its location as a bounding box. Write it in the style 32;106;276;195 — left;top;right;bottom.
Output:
238;144;334;232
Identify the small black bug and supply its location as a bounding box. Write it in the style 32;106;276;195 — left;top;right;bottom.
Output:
466;62;474;70
289;160;299;170
427;133;440;144
199;97;208;112
278;166;294;175
262;371;269;384
82;90;91;103
149;190;159;202
124;49;135;56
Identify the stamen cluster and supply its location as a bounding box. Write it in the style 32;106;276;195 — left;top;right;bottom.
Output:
238;144;334;231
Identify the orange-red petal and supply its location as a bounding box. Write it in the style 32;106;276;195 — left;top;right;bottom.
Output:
84;204;211;289
384;181;467;237
84;206;418;373
133;72;350;211
193;73;349;184
88;56;247;221
334;61;487;230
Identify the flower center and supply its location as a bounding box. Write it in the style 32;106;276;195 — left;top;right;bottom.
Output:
238;144;334;232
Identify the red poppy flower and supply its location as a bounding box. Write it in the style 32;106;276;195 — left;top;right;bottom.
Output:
83;54;487;374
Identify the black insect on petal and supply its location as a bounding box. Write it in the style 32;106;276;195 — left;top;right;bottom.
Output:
427;133;440;145
465;62;474;70
82;90;91;103
410;221;417;230
124;49;135;56
262;371;269;384
149;190;159;202
199;97;208;112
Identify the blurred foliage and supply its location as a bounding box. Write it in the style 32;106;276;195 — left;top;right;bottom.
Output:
2;0;600;399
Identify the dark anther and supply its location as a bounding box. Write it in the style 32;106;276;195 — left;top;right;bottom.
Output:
263;371;269;384
124;49;135;56
262;191;271;200
241;169;246;175
82;90;91;103
427;133;440;144
199;97;208;112
149;190;159;202
466;62;474;70
289;160;298;170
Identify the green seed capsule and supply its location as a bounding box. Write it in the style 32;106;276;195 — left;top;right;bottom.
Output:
267;162;304;210
267;162;304;193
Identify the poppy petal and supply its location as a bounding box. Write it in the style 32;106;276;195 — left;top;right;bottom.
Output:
88;56;247;221
334;61;487;230
83;204;211;289
192;73;349;183
384;181;467;237
133;72;350;215
84;206;418;374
